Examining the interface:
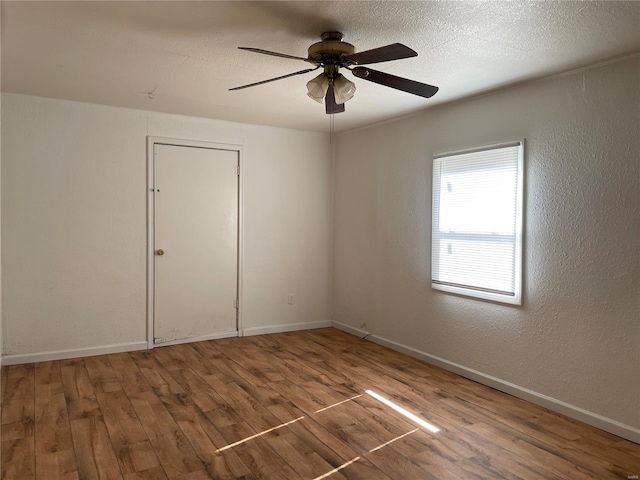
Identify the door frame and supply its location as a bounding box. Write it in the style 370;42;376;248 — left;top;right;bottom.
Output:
146;136;244;349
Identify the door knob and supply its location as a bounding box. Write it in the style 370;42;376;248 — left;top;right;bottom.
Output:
156;249;165;256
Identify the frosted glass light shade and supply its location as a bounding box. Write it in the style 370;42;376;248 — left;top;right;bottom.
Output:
333;74;356;104
306;73;330;103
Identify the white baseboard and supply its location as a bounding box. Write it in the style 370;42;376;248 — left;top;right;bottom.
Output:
331;322;370;338
154;330;238;347
332;321;640;444
242;320;332;337
1;341;149;366
0;322;333;364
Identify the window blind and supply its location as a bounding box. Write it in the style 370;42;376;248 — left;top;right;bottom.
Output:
432;141;523;304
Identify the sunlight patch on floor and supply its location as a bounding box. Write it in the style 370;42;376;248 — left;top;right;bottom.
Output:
215;416;305;452
369;428;419;452
315;394;363;413
312;456;361;480
365;389;440;433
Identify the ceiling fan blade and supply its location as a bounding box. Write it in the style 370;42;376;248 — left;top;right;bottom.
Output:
325;84;345;114
351;66;439;98
343;43;417;65
238;47;309;62
229;68;317;91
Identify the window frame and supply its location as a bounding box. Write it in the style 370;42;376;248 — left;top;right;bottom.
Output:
431;140;524;305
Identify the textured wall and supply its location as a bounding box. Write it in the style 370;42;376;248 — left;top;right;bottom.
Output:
1;94;332;356
241;125;333;332
333;57;640;430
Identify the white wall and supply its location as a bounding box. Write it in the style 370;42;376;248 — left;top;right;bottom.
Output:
241;125;333;335
333;57;640;441
1;94;332;360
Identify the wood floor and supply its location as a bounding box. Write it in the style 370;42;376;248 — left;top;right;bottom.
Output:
1;328;638;479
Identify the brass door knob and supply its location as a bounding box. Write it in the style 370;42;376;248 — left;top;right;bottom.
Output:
156;249;165;256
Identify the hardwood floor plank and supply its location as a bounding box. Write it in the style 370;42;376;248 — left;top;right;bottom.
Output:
189;342;283;408
60;359;101;421
169;471;211;480
69;416;122;480
84;356;123;394
130;351;184;397
332;456;394;480
223;436;303;480
410;449;485;480
164;346;364;471
270;406;361;466
1;421;29;443
2;364;36;480
364;439;441;480
34;362;78;479
107;353;152;397
33;451;79;480
260;430;349;480
2;365;35;429
2;328;639;479
128;391;204;478
96;390;161;475
464;421;603;479
478;404;640;476
1;364;9;402
122;465;168;480
169;401;255;480
436;425;560;479
130;351;256;479
2;437;36;480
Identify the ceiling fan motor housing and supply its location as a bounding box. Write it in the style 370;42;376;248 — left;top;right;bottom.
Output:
308;31;356;68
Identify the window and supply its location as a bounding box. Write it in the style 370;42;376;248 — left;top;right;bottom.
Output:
431;141;523;305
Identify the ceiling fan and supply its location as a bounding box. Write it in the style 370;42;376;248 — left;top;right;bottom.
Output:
229;32;439;114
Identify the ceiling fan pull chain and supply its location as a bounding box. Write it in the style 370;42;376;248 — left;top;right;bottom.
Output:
329;113;334;144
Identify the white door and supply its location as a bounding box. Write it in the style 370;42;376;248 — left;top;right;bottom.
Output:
153;143;239;345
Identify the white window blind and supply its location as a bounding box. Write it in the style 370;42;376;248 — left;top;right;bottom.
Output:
432;141;523;305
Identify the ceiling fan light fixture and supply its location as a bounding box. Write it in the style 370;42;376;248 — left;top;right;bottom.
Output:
306;73;329;103
333;74;356;104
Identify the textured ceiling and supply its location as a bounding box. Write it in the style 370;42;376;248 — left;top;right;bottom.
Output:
2;1;639;132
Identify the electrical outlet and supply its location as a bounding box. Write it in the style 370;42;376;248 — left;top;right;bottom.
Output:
288;294;295;305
